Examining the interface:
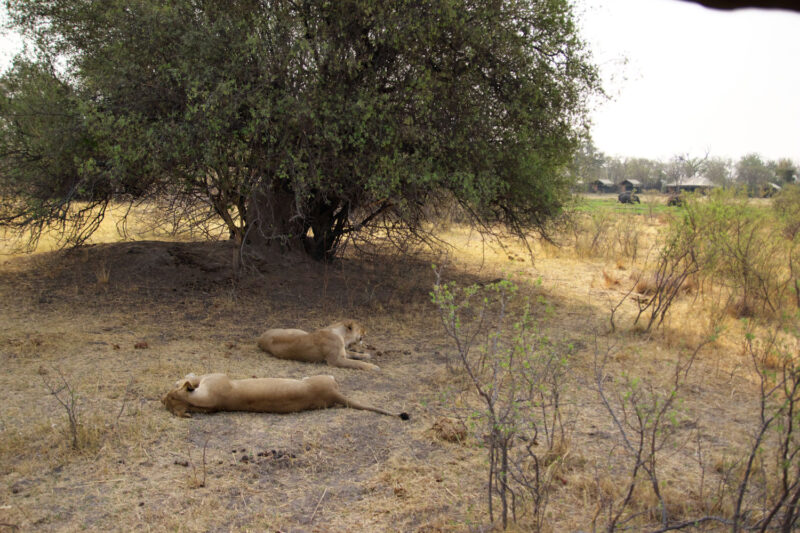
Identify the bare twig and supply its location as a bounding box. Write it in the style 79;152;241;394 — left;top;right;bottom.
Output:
113;377;135;428
309;487;328;524
41;367;80;449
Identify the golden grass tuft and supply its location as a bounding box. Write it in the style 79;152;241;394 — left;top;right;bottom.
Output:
428;417;468;444
630;270;698;297
602;269;621;288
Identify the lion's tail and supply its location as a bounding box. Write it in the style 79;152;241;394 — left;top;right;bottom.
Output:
340;396;410;420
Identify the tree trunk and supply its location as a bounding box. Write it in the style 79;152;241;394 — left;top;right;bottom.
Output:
305;200;349;261
244;184;348;262
243;185;306;256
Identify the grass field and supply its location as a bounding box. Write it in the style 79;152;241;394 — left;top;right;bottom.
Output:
0;196;793;531
574;192;677;216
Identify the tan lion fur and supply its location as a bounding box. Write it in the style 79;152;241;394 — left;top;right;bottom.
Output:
257;320;379;371
161;373;409;419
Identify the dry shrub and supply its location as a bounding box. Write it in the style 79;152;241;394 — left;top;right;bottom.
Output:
430;417;468;443
432;275;571;530
592;338;721;531
540;436;572;469
570;211;614;259
569;468;619;504
631;481;698;523
1;401;136;472
634;273;658;295
612;214;644;262
726;297;757;319
565;210;647;262
607;189;800;333
685;189;797;319
95;260;110;286
694;324;800;531
632;269;697;297
573;475;695;526
602;270;620;288
627;219;702;332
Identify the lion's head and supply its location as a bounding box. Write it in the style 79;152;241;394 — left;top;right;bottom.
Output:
339;319;365;346
161;379;196;418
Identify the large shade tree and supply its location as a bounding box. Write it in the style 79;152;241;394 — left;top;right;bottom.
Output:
1;0;599;261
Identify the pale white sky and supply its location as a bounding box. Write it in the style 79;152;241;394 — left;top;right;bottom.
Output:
2;2;799;163
0;15;22;70
576;0;800;163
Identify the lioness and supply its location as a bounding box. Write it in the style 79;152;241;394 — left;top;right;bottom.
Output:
257;320;379;371
162;373;409;419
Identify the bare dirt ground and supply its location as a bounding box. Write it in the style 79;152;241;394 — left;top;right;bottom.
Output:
0;223;767;532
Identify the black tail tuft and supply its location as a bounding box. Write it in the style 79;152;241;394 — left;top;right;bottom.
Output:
399;412;410;421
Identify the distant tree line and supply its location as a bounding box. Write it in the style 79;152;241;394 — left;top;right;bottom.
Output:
570;139;798;195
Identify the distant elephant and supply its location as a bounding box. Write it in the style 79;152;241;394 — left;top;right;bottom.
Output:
667;193;684;207
618;191;641;204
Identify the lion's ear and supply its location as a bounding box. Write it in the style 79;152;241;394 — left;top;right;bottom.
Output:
181;380;195;392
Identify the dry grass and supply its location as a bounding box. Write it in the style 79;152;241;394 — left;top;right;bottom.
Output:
0;200;784;531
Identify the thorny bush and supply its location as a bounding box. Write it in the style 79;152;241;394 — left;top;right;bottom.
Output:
432;271;571;530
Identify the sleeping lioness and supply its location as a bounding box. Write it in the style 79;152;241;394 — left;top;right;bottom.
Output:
257;320;379;371
161;373;409;419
